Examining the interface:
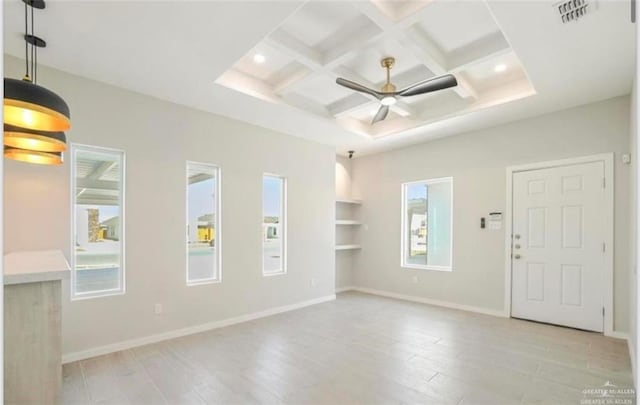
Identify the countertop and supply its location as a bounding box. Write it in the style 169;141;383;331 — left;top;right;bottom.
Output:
4;250;70;285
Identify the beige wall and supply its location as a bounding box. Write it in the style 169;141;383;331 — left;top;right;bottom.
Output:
352;96;632;333
3;55;336;356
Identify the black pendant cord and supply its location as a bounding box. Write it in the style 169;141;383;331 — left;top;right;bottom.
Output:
30;4;35;84
23;1;29;80
32;5;37;84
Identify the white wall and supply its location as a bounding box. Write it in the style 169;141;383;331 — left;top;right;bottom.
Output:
630;16;639;388
630;76;638;386
335;155;355;289
352;96;632;334
3;55;336;356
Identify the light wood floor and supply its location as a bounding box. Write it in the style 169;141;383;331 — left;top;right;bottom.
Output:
63;292;634;405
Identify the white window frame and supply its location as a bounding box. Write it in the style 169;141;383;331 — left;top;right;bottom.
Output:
262;174;287;276
186;161;222;286
400;177;453;272
70;144;126;300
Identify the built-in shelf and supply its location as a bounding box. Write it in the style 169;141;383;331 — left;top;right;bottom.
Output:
336;220;362;225
336;198;362;205
335;244;361;251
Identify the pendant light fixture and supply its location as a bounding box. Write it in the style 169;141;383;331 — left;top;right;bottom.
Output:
4;124;66;152
4;147;63;166
3;0;71;164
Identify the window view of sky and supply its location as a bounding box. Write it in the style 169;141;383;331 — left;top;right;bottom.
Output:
407;183;427;200
187;176;282;219
263;176;283;218
96;205;119;222
189;177;216;220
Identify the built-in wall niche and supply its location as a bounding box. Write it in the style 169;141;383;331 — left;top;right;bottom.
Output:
336;198;362;251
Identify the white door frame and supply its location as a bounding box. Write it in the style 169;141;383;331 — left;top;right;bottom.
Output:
504;153;615;336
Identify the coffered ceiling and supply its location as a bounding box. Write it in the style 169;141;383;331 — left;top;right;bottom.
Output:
2;0;635;155
216;1;534;139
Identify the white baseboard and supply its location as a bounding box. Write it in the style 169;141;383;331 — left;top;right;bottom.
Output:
351;286;507;318
626;336;637;389
607;330;630;340
62;294;336;364
335;286;355;293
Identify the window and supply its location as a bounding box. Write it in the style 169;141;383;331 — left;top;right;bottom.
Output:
186;162;221;284
71;145;125;298
263;174;286;275
401;177;453;271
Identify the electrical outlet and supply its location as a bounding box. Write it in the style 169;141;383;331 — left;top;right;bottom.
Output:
411;275;418;284
311;277;317;287
154;303;163;315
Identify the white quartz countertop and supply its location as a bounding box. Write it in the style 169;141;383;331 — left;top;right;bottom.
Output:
4;250;70;285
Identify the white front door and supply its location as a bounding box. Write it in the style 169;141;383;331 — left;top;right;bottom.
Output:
511;161;606;332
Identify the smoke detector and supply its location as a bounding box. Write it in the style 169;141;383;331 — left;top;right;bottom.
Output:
555;0;591;23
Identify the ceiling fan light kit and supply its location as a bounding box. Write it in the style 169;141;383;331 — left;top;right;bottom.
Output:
336;56;458;125
3;0;71;165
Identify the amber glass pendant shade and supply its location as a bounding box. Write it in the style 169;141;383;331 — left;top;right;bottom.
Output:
3;78;71;132
4;124;66;152
4;146;63;165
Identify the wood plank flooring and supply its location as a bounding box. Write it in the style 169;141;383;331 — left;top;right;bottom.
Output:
63;292;634;404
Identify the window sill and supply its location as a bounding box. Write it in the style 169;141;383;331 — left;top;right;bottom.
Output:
401;264;452;272
71;290;125;301
187;279;222;287
263;271;286;277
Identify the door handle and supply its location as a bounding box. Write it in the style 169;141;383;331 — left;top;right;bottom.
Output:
514;244;521;249
513;254;521;260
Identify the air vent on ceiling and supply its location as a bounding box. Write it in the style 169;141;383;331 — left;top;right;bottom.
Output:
555;0;591;23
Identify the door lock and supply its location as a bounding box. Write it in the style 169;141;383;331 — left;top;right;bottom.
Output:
514;244;521;249
514;254;521;259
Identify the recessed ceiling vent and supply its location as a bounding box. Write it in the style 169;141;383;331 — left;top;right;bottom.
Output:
555;0;591;23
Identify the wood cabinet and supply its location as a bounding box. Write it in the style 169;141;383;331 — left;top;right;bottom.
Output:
4;250;69;405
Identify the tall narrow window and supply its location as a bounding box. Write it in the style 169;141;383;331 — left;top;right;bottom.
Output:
71;145;125;298
401;177;453;271
187;162;221;284
263;174;286;275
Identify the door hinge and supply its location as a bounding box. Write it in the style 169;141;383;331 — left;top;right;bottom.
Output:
602;242;606;253
602;307;605;316
602;178;606;188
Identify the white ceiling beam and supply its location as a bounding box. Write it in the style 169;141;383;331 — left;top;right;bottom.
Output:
447;32;511;72
76;196;119;206
328;93;372;118
216;69;280;103
369;0;435;23
271;64;311;95
280;93;331;118
87;161;117;180
392;101;418;118
265;32;323;70
353;2;476;100
76;179;119;191
188;173;213;185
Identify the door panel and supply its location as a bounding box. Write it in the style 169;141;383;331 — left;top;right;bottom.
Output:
511;161;605;332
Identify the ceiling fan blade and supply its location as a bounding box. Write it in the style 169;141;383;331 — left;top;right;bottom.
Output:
396;74;458;97
371;105;389;125
336;77;381;99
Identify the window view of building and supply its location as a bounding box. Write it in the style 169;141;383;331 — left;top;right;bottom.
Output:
402;178;452;271
72;145;125;297
187;163;220;284
263;175;286;275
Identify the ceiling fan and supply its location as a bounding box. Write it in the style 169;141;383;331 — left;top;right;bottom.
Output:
336;57;458;125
